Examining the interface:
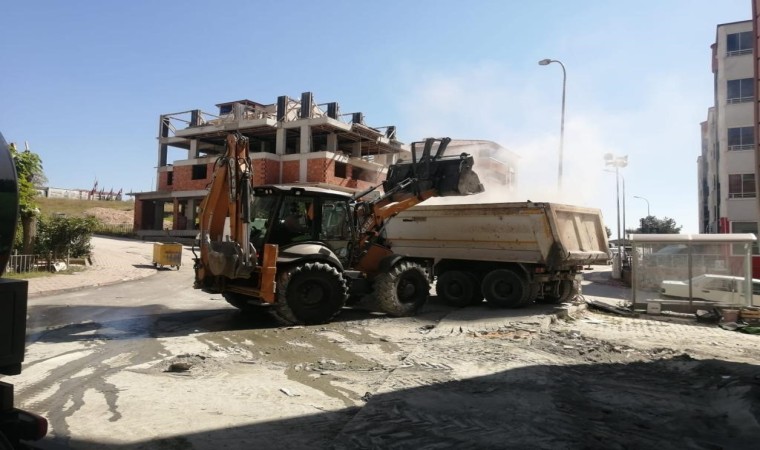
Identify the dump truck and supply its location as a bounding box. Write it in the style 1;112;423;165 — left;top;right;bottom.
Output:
193;134;484;325
0;132;48;449
385;202;610;307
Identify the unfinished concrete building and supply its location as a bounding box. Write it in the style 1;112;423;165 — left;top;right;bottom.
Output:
131;92;405;241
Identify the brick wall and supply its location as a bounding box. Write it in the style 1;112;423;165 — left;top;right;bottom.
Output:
252;159;281;185
282;161;300;183
133;199;144;229
171;163;215;191
307;159;328;183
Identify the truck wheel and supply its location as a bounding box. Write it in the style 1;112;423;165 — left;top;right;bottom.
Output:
481;269;529;308
436;271;481;307
537;280;573;304
374;261;429;317
274;262;348;325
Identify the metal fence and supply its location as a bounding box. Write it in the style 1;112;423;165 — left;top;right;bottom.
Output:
6;254;47;273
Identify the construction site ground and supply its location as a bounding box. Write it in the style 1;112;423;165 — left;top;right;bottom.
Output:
8;237;760;449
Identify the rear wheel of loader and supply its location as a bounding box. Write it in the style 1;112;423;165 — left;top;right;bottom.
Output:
436;270;482;307
481;269;529;308
536;280;574;304
274;262;348;325
375;261;429;317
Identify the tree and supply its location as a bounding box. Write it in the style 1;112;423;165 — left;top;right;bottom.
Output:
9;142;44;253
34;215;99;261
634;215;682;234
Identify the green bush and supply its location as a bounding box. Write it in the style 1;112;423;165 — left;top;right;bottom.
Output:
34;215;100;259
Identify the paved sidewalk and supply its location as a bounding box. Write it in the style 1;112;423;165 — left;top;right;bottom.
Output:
26;236;193;297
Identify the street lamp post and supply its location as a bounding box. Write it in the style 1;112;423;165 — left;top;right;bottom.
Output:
633;195;650;217
538;58;566;190
604;154;628;279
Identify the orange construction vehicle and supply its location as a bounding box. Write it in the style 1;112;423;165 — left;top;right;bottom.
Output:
192;134;483;324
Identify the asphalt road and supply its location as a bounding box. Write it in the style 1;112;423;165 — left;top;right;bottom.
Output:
9;265;760;450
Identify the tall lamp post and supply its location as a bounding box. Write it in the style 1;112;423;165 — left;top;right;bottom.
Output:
633;195;650;217
604;154;628;279
538;58;567;190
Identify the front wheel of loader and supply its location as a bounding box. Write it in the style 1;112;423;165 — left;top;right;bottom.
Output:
273;262;348;325
374;261;429;317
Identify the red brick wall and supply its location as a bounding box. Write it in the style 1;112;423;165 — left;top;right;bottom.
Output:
307;159;328;183
134;199;144;229
157;170;171;191
171;163;215;191
282;161;300;183
252;159;281;185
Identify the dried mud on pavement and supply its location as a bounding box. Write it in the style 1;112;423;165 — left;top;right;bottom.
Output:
14;283;760;450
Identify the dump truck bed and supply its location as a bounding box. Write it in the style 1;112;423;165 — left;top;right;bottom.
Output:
385;201;610;268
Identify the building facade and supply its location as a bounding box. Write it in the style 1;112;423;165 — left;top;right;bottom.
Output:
700;20;760;274
131;92;517;241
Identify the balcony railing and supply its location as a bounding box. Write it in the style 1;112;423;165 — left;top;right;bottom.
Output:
727;97;753;104
728;144;755;151
727;49;752;56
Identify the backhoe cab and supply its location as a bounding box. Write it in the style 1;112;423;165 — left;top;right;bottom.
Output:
193;135;483;325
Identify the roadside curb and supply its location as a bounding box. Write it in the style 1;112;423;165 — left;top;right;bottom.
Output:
27;270;158;299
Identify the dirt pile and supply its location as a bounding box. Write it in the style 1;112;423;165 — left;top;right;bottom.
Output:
84;207;133;225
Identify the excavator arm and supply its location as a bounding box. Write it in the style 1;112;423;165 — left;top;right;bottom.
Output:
352;137;484;271
194;133;256;284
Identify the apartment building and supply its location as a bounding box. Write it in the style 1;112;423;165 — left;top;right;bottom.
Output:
699;20;760;274
131;92;404;240
131;92;517;241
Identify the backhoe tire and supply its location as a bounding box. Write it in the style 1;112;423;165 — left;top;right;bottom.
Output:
481;269;529;308
374;261;429;317
537;280;576;304
436;270;482;307
273;262;348;325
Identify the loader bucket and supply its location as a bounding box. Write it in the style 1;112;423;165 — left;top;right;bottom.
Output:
383;138;484;196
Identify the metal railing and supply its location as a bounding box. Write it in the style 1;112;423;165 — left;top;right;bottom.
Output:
728;144;755;151
727;49;752;56
727;97;753;104
6;254;42;273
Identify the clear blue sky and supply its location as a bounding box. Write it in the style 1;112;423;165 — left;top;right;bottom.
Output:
1;0;752;233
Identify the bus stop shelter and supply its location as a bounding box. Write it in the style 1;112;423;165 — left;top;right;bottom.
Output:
630;233;757;313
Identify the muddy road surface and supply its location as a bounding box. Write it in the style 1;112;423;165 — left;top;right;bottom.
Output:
9;267;760;449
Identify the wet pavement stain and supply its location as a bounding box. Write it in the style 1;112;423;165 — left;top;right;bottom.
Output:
196;325;401;406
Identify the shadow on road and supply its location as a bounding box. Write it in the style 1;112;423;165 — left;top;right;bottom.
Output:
35;356;760;450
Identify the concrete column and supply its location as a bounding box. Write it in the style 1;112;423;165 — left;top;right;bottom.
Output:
300;125;311;154
326;133;338;153
352;142;362;158
276;128;286;155
172;198;180;230
154;202;164;231
189;139;199;159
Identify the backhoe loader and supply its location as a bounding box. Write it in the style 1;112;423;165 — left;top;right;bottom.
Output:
193;134;483;324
